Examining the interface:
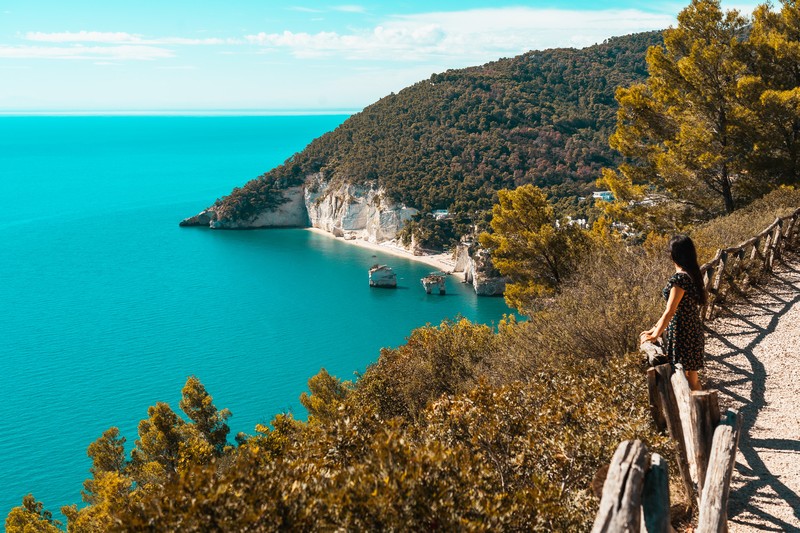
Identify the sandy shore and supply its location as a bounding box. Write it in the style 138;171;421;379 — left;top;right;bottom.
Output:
306;227;465;282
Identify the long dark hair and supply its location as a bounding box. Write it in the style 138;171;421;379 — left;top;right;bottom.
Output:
670;235;707;305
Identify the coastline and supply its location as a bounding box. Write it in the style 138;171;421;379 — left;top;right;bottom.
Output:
306;227;466;282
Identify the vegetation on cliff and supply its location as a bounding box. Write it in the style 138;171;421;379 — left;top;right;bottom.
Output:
206;30;662;242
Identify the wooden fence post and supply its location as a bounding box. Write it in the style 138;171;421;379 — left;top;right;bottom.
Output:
701;262;716;321
671;369;698;488
647;367;667;432
691;390;720;498
749;237;761;262
696;409;742;533
781;214;797;251
641;453;670;533
789;212;800;245
710;251;728;313
592;440;649;533
653;363;695;502
726;249;745;295
772;220;784;263
764;221;780;272
761;229;774;272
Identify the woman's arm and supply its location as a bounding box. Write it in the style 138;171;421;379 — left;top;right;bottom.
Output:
640;285;685;343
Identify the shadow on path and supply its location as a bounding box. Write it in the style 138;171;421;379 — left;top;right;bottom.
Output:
704;254;800;532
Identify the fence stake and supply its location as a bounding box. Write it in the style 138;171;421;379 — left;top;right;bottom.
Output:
772;219;784;263
671;370;698;485
691;390;720;497
592;440;649;533
696;409;742;533
781;215;796;252
641;453;670;533
701;262;716;321
646;367;667;432
654;363;695;502
709;251;727;318
762;226;775;272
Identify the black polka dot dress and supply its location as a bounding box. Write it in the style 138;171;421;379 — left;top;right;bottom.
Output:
662;272;705;371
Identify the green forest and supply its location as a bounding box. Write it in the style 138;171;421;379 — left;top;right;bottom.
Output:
9;0;800;530
207;30;662;240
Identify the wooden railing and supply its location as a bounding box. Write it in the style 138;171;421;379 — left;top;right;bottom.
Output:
593;409;741;533
700;207;800;320
593;206;800;532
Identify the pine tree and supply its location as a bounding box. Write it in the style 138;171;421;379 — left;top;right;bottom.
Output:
479;184;588;313
5;495;61;533
180;375;231;454
741;1;800;188
602;0;750;230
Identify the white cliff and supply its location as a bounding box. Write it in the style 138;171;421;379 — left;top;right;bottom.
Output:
210;185;309;229
304;174;417;243
453;242;507;297
181;173;416;243
180;173;505;296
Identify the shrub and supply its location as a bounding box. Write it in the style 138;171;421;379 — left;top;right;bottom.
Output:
115;354;664;532
501;238;670;377
691;186;800;263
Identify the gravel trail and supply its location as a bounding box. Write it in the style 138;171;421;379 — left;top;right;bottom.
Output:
703;250;800;532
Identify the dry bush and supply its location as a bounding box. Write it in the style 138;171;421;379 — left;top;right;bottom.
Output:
350;318;497;421
691;186;800;263
496;239;671;379
116;354;665;532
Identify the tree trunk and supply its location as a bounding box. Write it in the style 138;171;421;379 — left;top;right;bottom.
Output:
720;167;734;214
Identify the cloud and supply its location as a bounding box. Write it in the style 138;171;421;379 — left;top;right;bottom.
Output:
0;45;174;60
6;31;240;61
25;31;140;43
24;31;234;45
333;5;366;13
245;7;675;62
288;6;323;13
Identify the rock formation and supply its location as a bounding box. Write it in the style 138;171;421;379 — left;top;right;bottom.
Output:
369;265;397;288
453;243;507;296
422;273;446;295
181;173;416;242
181;173;506;296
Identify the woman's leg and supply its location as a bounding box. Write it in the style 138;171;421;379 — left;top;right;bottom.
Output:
686;370;702;391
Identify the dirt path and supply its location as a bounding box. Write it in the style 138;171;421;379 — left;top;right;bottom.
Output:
703;249;800;532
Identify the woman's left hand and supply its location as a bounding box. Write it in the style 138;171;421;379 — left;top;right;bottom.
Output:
639;328;658;344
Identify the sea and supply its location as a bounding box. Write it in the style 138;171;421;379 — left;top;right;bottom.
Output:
0;115;512;521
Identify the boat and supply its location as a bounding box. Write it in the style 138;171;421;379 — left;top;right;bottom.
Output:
369;264;397;288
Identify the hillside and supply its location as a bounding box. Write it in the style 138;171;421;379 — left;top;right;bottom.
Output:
195;30;662;237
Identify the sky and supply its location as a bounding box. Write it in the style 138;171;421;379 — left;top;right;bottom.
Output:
0;1;760;112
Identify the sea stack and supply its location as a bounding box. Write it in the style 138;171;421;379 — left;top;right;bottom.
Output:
421;272;446;295
369;265;397;288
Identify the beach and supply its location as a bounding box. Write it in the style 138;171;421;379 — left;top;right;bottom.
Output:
306;227;466;282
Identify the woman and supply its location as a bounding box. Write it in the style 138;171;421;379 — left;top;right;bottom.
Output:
640;235;707;391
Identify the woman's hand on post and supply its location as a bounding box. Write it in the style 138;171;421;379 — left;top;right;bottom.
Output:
639;327;658;344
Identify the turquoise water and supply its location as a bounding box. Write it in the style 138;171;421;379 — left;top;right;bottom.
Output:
0;116;511;520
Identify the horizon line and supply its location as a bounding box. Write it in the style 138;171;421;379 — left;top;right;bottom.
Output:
0;108;361;117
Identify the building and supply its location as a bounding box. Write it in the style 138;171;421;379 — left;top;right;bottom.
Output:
592;191;614;202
